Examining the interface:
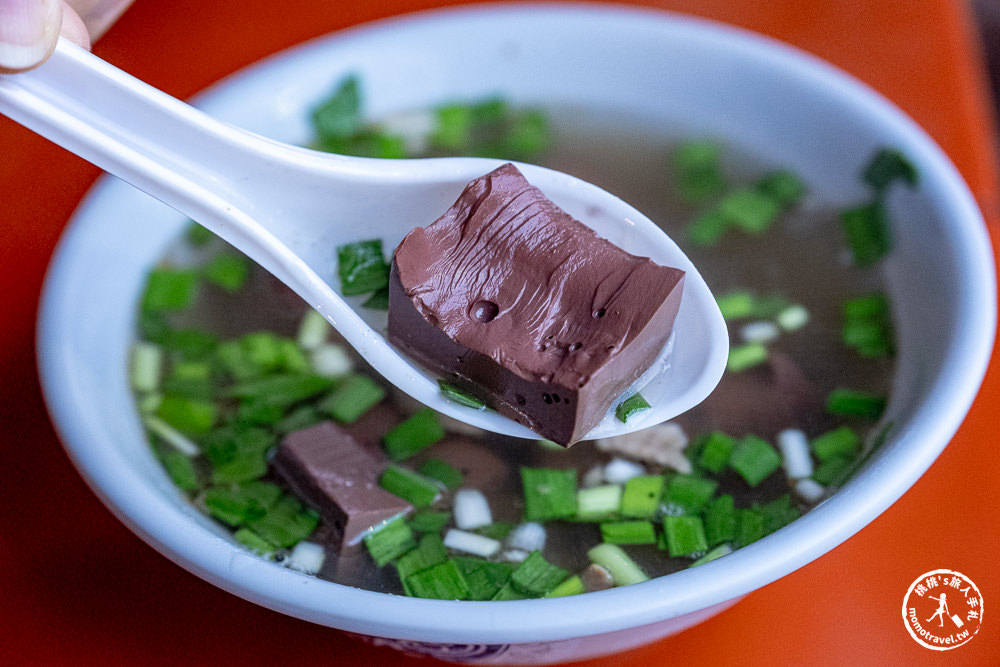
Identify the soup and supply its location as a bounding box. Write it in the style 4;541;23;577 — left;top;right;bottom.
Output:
130;79;902;599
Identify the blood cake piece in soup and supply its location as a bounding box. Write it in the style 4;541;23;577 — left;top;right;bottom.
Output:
273;421;411;551
388;163;685;446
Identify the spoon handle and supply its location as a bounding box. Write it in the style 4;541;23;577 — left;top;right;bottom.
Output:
0;40;280;242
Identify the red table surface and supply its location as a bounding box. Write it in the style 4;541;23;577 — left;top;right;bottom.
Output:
2;1;998;665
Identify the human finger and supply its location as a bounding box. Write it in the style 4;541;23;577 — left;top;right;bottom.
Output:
0;0;63;73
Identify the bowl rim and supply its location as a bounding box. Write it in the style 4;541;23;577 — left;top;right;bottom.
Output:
37;1;996;644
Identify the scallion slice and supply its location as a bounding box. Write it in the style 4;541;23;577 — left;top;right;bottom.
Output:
840;200;890;267
364;515;417;567
438;379;487;409
521;468;577;521
587;543;649;586
826;388;886;419
862;147;918;192
620;475;665;519
141;268;198;312
729;435;782;487
690;543;733;567
726;343;768;373
662;474;718;514
576;484;623;521
662;515;709;557
404;559;471;600
810;426;860;462
615;393;650;423
703;494;737;547
600;520;657;545
696;432;735;474
418;457;464;490
379;465;442;508
383;408;445;462
319;374;386;424
203;252;250;292
336;239;390;296
510;550;569;596
453;557;515;601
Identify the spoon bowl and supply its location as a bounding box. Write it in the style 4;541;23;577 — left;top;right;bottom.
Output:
0;39;727;439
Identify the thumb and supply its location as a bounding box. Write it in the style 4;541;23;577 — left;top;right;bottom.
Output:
0;0;90;73
0;0;62;72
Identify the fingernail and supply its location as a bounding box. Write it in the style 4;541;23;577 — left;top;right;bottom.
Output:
0;0;62;72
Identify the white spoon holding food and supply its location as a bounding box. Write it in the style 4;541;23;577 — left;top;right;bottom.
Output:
0;39;727;442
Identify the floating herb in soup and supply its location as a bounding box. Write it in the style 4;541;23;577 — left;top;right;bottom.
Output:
130;76;912;599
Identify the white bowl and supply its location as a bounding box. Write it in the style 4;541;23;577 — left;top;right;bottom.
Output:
37;4;995;664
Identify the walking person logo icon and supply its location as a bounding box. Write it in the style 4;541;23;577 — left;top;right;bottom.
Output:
902;569;983;650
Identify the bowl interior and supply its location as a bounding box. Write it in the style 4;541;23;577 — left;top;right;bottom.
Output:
38;3;994;644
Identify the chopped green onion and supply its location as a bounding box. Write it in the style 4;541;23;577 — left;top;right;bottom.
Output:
755;170;806;206
336;239;390;296
382;408;445;461
587;543;649;586
810;426;860;462
162;359;215;400
319;373;386;423
842;293;893;358
727;343;768;373
544;574;586;597
275;405;323;434
143;415;200;456
841;200;890;267
826;388;886;419
690;543;733;567
364;515;417;567
862;148;918;192
227;373;335;407
620;475;665;519
203;481;282;526
246;494;319;548
155;447;200;491
438;379;486;409
203;252;250;292
662;474;718;514
776;304;810;331
409;510;451;534
729;435;782;487
155;394;218;436
812;454;854;486
716;290;756;320
600;520;657;545
755;494;800;535
418;457;464;490
734;508;766;548
843;292;889;319
686;209;730;246
404;559;471;600
186;221;215;246
453;557;515;601
233;527;275;557
576;484;623;521
662;515;709;557
311;75;362;142
156;328;219;361
672;139;726;204
717;188;782;235
491;582;530;601
696;432;735;474
202;425;273;484
703;494;737;547
296;309;332;351
502;109;549;161
615;393;650;423
521;467;577;521
379;465;442;508
396;532;448;584
510;551;568;596
141;268;198;312
361;286;390;310
130;342;163;393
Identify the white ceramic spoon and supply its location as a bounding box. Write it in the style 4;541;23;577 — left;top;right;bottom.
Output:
0;39;728;440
